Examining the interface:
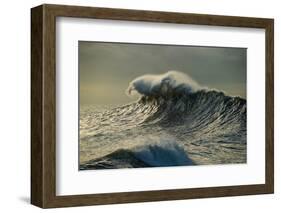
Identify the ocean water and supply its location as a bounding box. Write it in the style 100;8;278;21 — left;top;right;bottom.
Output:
79;89;246;170
80;71;246;170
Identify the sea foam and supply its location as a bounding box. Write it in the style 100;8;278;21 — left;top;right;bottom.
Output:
127;70;202;97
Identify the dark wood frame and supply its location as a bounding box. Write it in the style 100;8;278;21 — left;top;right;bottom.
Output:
31;4;274;208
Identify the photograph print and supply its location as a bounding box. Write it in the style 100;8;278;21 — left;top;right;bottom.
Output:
79;41;247;170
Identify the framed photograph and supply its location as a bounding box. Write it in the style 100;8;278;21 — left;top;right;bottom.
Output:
31;4;274;208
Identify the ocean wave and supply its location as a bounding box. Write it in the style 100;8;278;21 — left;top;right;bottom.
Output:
80;71;247;169
80;137;194;170
125;71;245;126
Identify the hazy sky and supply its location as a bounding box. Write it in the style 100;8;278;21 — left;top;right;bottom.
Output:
79;41;246;105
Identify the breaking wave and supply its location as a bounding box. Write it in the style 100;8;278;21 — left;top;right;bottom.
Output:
80;138;194;170
80;71;247;170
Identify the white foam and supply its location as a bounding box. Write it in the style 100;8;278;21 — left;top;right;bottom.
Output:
126;70;202;97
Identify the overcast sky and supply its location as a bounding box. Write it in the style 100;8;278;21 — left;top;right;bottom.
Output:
79;41;246;105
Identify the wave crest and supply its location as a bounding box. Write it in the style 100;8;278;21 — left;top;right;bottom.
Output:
127;70;202;98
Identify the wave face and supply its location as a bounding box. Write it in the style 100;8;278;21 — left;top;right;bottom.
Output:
80;71;246;170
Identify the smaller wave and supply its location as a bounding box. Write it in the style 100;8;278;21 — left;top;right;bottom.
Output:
127;70;202;97
132;138;194;167
80;137;194;170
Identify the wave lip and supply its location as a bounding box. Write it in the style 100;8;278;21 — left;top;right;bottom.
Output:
127;70;202;98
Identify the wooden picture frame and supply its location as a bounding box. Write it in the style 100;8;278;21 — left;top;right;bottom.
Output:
31;4;274;208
